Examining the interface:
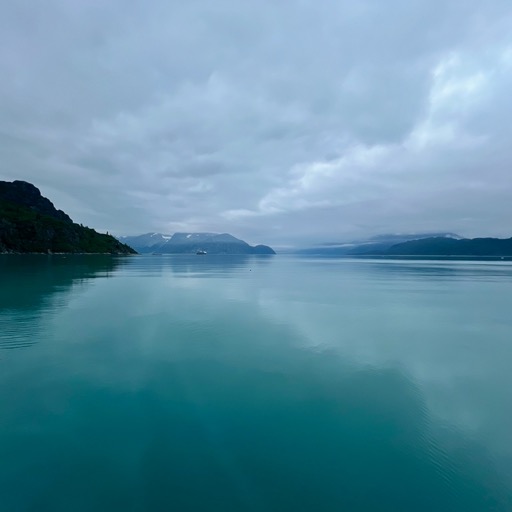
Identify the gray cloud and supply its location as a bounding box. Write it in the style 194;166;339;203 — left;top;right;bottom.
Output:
1;0;511;246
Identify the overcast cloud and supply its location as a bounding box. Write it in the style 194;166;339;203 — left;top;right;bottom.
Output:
1;0;511;246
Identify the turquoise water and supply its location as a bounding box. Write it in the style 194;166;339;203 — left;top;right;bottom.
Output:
1;254;512;511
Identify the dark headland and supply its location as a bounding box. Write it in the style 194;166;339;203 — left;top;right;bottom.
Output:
0;180;136;254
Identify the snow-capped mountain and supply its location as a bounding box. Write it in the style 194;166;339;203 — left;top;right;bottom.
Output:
118;232;275;255
118;232;172;252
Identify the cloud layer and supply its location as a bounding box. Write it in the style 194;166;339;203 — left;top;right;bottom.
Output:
1;0;511;245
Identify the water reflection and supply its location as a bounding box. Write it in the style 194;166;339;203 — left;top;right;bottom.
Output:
123;254;273;278
0;255;127;349
294;256;512;283
1;255;512;510
1;293;511;511
361;260;512;282
258;258;512;443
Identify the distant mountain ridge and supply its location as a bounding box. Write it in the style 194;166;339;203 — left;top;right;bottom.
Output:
296;233;463;255
119;232;275;255
378;236;512;257
0;180;136;254
295;232;512;257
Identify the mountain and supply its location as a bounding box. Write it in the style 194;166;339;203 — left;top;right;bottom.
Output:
295;233;462;255
379;236;512;257
0;180;136;254
117;232;173;253
119;232;276;255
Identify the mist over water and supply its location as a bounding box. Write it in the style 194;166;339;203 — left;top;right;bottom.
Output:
1;255;512;511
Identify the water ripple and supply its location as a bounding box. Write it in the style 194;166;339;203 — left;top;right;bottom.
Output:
0;314;39;350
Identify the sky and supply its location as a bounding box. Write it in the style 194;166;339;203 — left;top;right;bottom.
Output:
1;0;511;247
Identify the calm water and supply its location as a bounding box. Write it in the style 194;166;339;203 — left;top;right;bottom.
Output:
1;255;512;511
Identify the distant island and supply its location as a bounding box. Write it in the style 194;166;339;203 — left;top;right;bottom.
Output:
0;180;136;254
119;232;276;255
296;233;512;257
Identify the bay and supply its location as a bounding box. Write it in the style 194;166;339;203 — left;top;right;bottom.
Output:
1;254;512;511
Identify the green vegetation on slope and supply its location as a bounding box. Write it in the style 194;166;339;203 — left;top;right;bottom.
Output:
0;181;135;254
